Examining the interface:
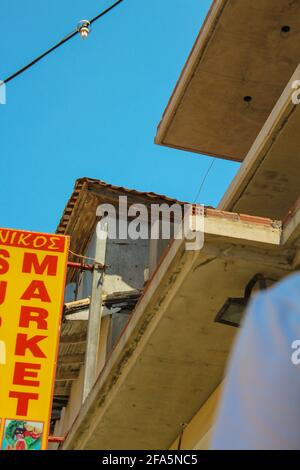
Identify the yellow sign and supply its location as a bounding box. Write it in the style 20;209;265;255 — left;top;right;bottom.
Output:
0;228;69;450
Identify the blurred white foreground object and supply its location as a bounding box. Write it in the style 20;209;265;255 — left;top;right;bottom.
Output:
211;272;300;450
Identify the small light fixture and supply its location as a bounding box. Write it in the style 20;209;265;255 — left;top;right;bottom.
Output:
77;20;91;39
215;274;269;328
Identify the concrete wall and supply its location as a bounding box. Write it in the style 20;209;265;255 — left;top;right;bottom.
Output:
53;217;176;443
77;229;149;300
169;385;222;450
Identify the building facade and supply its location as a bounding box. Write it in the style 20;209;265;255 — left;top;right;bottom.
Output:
51;0;300;449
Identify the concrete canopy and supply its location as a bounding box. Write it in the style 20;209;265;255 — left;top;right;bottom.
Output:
155;0;300;162
62;209;295;450
219;64;300;219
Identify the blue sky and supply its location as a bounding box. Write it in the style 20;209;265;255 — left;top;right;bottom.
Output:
0;0;239;233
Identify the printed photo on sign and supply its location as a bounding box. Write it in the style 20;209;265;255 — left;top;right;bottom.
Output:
1;419;44;450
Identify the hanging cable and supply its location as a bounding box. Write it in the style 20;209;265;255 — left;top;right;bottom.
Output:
3;30;77;84
89;0;124;25
68;249;101;264
2;0;125;85
193;158;216;203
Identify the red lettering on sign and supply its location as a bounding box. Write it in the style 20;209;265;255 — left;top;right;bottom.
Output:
19;306;48;330
0;249;9;275
15;333;47;358
9;391;39;416
0;281;7;305
0;229;65;252
21;280;51;303
22;253;58;276
13;362;41;387
18;233;31;247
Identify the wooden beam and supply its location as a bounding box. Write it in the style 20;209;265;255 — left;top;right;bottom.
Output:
65;309;89;321
58;354;85;365
64;298;90;314
55;370;80;381
60;332;87;344
54;386;72;397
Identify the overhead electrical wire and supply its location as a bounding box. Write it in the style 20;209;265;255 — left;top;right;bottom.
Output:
3;29;78;84
2;0;125;85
